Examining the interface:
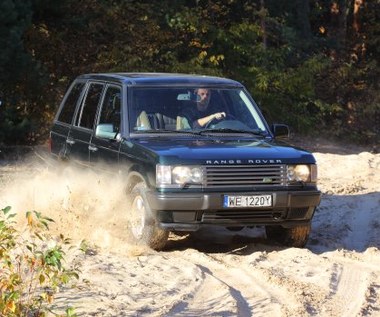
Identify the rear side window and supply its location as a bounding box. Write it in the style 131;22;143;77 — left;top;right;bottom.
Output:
76;82;104;129
57;82;84;124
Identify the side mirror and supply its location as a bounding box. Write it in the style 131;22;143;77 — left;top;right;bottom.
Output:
271;124;290;139
95;123;117;139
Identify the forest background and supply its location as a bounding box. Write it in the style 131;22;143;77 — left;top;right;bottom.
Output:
0;0;378;146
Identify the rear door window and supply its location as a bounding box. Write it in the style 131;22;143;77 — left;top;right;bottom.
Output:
57;82;85;124
76;82;104;129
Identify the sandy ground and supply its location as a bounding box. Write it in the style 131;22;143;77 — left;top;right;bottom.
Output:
0;141;379;316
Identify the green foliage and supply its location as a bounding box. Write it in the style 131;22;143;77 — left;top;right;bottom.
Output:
0;107;31;144
0;206;79;317
0;0;378;144
0;0;32;86
0;0;50;145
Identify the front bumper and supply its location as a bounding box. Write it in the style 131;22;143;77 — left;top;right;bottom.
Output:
146;189;322;231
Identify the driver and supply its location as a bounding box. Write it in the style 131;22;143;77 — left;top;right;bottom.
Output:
180;88;226;128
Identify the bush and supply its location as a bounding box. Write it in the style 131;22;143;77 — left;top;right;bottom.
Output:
0;206;79;317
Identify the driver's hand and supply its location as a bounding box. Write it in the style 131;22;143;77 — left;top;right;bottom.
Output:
213;112;226;120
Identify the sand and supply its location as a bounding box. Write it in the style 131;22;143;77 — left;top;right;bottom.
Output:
0;142;379;316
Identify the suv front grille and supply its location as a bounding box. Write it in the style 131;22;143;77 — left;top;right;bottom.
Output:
204;164;287;188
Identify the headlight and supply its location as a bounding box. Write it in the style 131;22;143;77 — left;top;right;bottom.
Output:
156;164;203;188
287;164;317;183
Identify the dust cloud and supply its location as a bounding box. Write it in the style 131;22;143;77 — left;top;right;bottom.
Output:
0;154;135;253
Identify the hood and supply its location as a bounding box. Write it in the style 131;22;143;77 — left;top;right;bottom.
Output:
124;136;316;165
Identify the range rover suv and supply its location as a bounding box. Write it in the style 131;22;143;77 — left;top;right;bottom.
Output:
50;73;321;250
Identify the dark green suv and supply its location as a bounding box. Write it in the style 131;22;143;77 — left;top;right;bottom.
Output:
50;73;321;250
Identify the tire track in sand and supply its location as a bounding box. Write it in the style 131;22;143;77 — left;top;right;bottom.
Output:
168;249;302;317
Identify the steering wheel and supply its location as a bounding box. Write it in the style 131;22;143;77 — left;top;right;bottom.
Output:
204;113;236;129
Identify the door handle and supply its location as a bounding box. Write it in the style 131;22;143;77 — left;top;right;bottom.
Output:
88;145;98;152
66;138;75;145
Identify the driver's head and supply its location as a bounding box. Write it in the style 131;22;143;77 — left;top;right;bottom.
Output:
195;88;211;111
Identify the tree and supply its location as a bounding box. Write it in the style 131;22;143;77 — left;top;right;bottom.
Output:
0;0;40;144
0;0;378;144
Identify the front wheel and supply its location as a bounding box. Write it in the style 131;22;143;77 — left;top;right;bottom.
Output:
128;183;168;250
265;224;311;248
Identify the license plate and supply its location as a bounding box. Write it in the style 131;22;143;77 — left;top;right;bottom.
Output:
223;195;272;208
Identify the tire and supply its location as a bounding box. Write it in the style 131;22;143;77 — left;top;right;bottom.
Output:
265;224;311;248
128;183;168;250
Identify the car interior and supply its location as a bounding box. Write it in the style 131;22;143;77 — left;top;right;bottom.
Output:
132;89;193;131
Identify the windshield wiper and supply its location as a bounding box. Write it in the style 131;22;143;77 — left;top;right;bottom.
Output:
133;128;268;137
197;128;268;136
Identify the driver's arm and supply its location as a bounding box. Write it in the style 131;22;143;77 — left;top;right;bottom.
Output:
196;112;226;128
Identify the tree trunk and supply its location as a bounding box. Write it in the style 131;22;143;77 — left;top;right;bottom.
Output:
260;0;267;49
352;0;366;60
330;0;352;53
337;0;349;49
295;0;312;40
353;0;364;33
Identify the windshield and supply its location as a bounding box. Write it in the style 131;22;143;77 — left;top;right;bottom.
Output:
128;87;268;134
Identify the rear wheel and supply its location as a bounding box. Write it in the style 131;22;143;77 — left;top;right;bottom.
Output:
265;224;311;248
128;183;168;250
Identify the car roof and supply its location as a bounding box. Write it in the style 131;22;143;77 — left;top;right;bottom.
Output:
76;72;243;87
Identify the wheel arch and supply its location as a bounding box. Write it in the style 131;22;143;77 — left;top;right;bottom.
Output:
125;171;145;192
